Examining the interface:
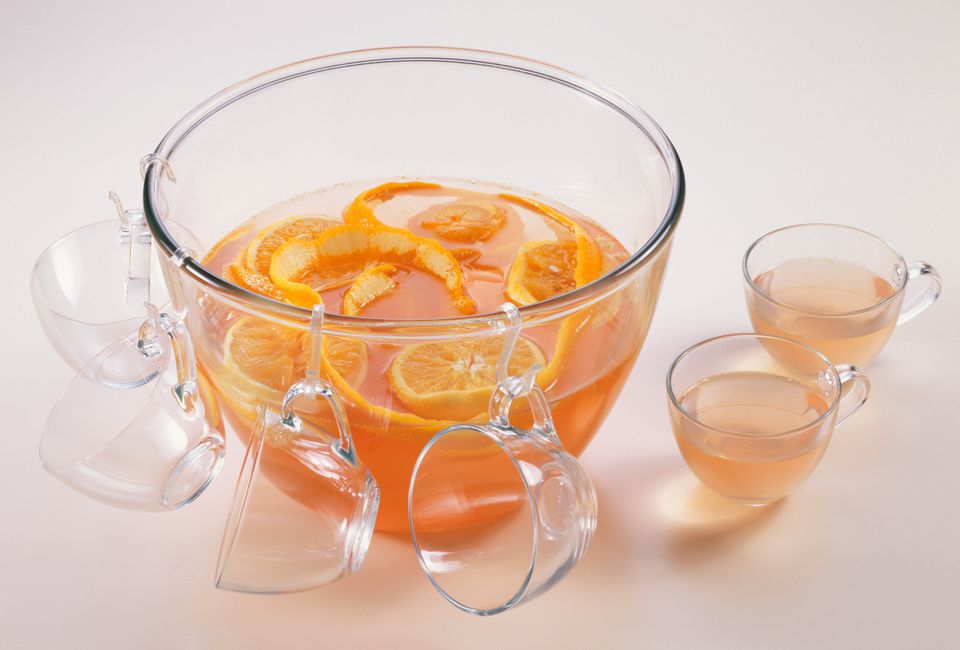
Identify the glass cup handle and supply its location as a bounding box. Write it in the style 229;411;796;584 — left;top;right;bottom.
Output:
488;302;561;446
834;364;871;426
897;261;942;325
489;370;561;446
280;378;358;465
137;304;201;415
525;384;559;443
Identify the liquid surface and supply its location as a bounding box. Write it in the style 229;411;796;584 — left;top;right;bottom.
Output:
204;179;627;319
671;371;833;503
748;257;902;368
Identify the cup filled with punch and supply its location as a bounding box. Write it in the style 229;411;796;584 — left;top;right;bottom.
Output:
743;223;941;369
666;333;870;505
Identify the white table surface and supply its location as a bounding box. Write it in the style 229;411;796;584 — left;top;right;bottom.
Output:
2;1;958;648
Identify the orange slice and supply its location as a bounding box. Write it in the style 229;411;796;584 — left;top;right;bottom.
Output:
224;318;306;393
499;196;604;386
420;201;506;242
342;263;398;316
218;317;456;444
505;240;578;305
270;223;476;314
344;181;441;226
229;260;360;304
500;194;603;290
388;336;546;421
244;215;339;274
221;316;367;420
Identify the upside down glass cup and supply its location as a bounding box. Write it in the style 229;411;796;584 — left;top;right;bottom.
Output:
743;223;942;370
40;305;225;510
215;388;379;593
216;307;379;594
666;334;870;505
409;370;597;616
30;194;174;386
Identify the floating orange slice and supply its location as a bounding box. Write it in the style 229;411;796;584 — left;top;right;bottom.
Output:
244;215;339;274
498;196;604;387
220;316;367;420
505;240;578;305
500;194;603;291
270;223;476;314
228;259;365;304
344;181;441;226
218;316;459;441
342;263;398;316
388;336;546;421
420;201;506;242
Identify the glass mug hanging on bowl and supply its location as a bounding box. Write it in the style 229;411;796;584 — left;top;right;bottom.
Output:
407;304;598;616
216;306;380;594
33;187;224;510
37;301;226;511
31;192;169;386
215;303;598;615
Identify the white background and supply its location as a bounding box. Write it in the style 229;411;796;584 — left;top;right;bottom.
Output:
2;1;958;648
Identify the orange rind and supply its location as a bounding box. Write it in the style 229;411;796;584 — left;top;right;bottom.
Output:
227;264;286;302
344;181;441;226
270;223;476;314
342;263;398;316
500;194;603;291
499;195;605;387
244;215;339;275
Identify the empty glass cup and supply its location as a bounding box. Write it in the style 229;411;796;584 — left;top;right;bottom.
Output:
216;306;380;594
667;333;870;505
40;304;225;510
408;304;597;616
31;194;170;385
743;223;942;368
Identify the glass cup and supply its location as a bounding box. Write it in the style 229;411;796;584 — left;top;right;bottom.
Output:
408;305;597;616
30;194;172;385
666;334;870;505
40;305;225;510
743;223;942;369
216;307;379;594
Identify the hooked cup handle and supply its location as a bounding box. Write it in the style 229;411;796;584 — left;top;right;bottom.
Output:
280;378;358;465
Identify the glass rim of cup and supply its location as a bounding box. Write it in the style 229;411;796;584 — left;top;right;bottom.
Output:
408;421;541;616
742;222;910;318
31;220;147;325
665;332;842;440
